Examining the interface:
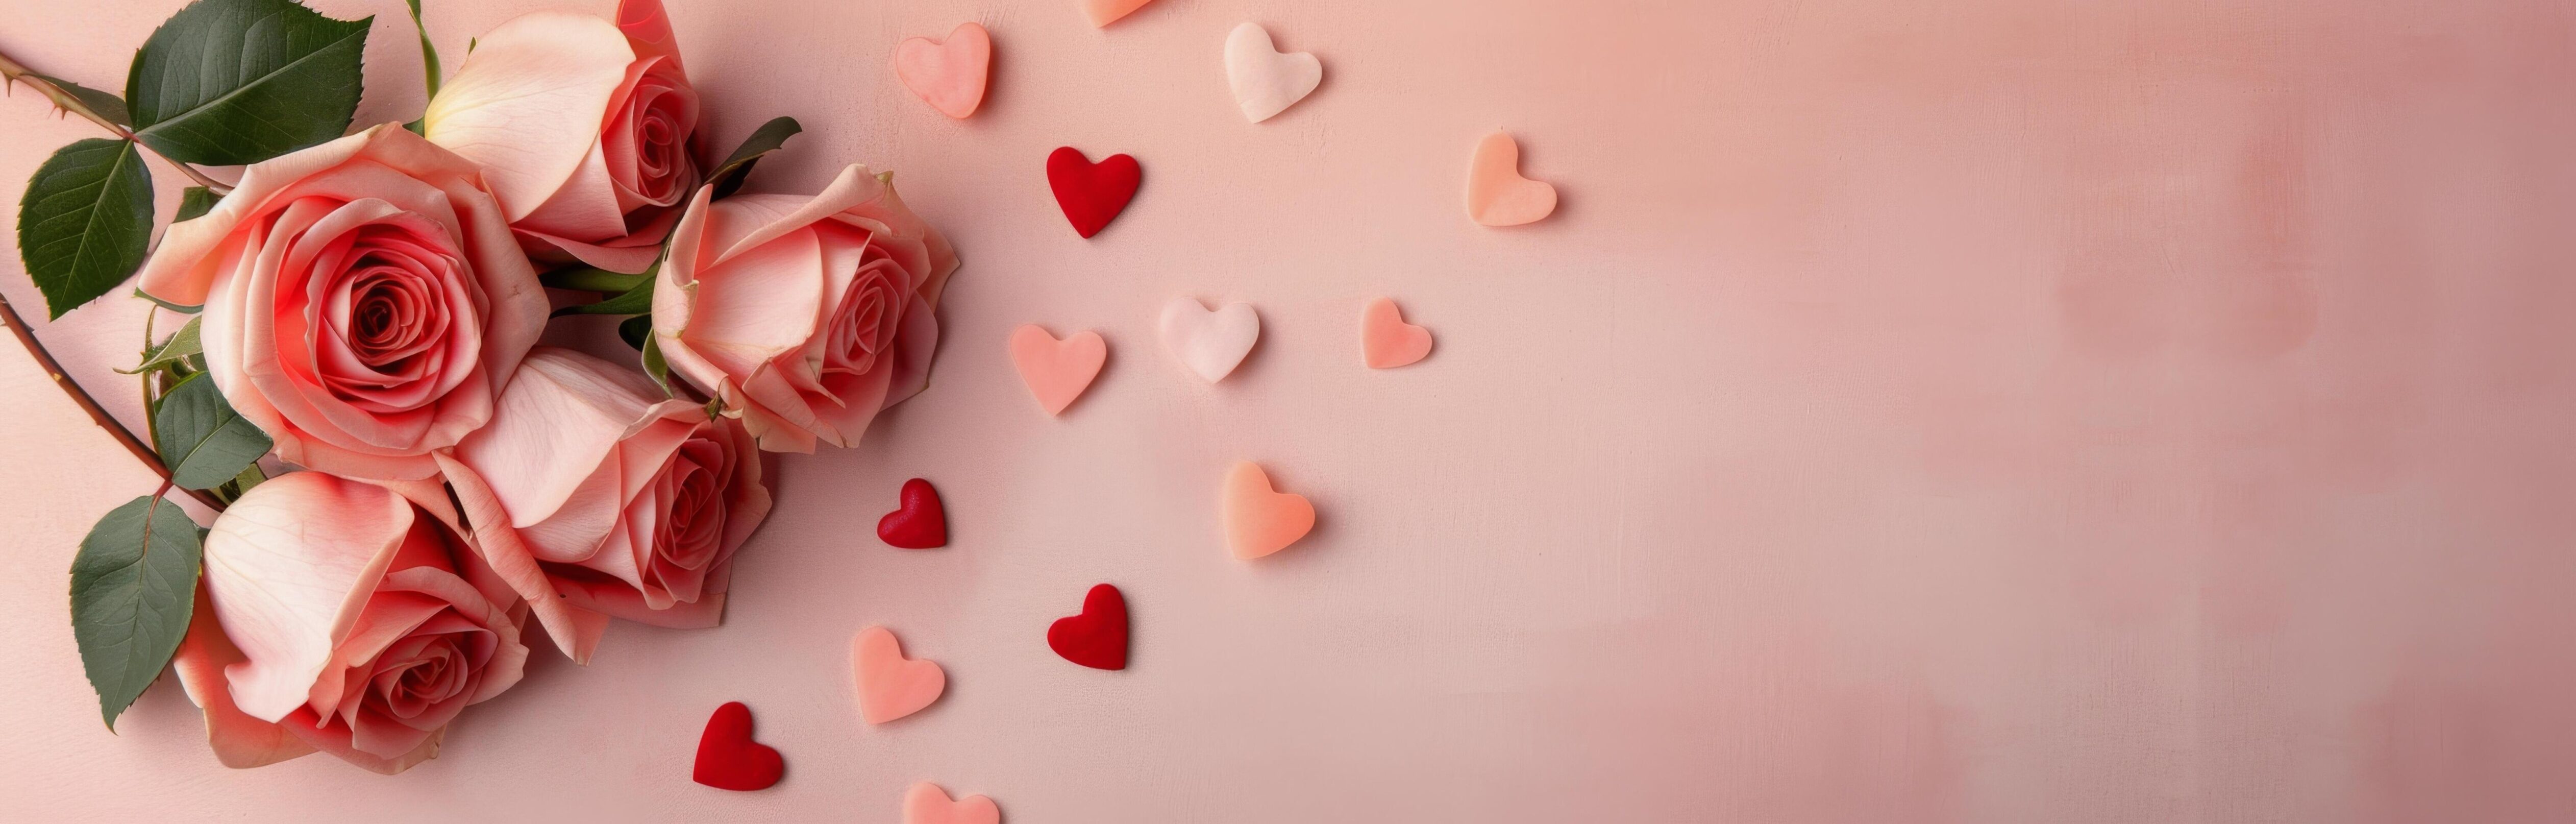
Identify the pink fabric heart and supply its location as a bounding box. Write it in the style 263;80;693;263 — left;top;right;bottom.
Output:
1008;325;1108;416
1224;22;1321;123
1158;298;1260;383
894;23;990;119
1079;0;1158;28
1222;461;1317;560
1360;298;1433;369
904;782;1001;824
1465;131;1558;227
852;626;945;724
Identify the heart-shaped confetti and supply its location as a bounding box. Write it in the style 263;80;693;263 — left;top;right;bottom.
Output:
1079;0;1157;28
1221;462;1316;559
1223;22;1321;123
904;782;1002;824
1008;325;1108;416
691;701;783;791
1158;298;1259;383
853;626;946;724
1047;583;1129;670
877;478;948;548
1465;131;1557;227
1047;147;1141;238
1360;298;1433;369
893;22;991;119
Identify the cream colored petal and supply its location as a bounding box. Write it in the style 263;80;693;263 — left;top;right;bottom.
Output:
423;12;635;222
203;474;415;722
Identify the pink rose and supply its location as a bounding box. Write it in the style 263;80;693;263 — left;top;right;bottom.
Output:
438;348;771;663
424;0;701;273
653;165;958;452
135;125;548;481
172;472;530;774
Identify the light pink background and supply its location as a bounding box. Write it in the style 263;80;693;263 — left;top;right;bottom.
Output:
6;1;2575;820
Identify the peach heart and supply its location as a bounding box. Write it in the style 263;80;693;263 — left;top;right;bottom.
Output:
1465;131;1557;227
852;626;945;724
1079;0;1157;28
1221;461;1315;560
1009;325;1107;416
1360;298;1433;369
904;782;1001;824
894;23;991;119
1158;298;1259;383
1223;22;1321;123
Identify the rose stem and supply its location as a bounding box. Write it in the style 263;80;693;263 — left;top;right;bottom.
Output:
0;288;225;512
0;47;234;194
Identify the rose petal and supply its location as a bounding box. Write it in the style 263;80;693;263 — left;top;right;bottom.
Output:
278;706;445;774
174;581;318;769
616;0;686;72
514;225;667;274
205;474;420;723
437;451;611;662
511;141;629;246
423;12;636;223
458;348;660;531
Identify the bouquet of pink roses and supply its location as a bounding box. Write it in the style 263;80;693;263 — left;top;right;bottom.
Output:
4;0;953;772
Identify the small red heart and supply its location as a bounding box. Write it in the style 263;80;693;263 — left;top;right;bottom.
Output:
1046;147;1141;239
1046;583;1130;670
691;701;783;791
877;478;948;549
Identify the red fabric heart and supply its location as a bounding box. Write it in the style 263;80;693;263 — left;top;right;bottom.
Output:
1046;583;1130;670
877;478;948;549
692;701;783;791
1046;147;1141;238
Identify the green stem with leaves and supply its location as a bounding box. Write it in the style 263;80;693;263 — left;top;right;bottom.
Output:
0;288;224;512
0;49;234;195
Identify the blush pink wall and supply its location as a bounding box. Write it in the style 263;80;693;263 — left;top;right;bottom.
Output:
5;1;2575;821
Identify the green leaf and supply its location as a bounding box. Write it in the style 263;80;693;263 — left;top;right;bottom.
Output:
153;373;273;490
230;461;266;490
617;314;651;350
33;74;132;127
174;186;221;222
17;139;154;319
216;461;266;504
131;288;205;314
125;0;373;165
640;334;674;396
554;277;655;317
405;0;440;100
119;316;203;375
70;494;203;730
539;266;650;293
705;116;802;199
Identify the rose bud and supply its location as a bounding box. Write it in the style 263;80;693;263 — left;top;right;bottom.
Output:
652;165;957;452
172;472;530;773
424;0;702;273
439;348;770;662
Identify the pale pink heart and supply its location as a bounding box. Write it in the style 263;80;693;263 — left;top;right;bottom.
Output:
894;22;991;119
903;782;1001;824
1158;297;1260;383
1222;461;1316;560
1465;131;1558;227
1360;298;1433;369
1223;22;1322;123
1008;325;1107;416
1079;0;1157;28
852;626;945;724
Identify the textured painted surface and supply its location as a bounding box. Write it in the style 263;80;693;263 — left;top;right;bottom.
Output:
4;1;2574;820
